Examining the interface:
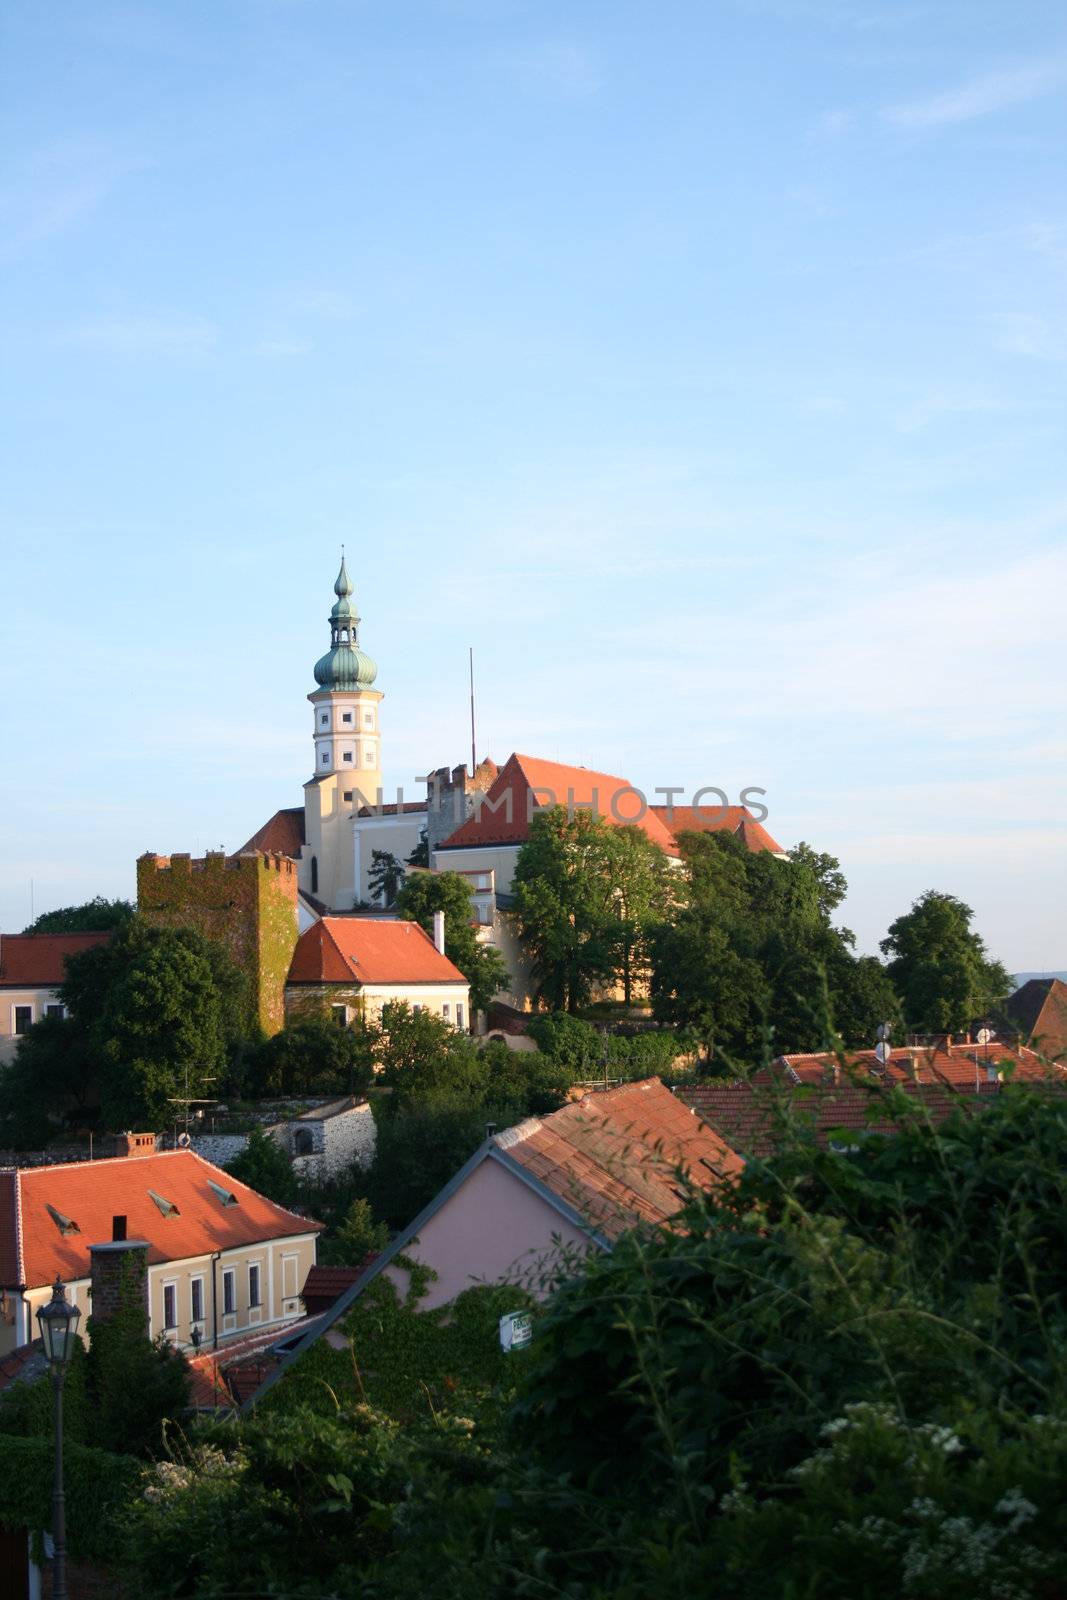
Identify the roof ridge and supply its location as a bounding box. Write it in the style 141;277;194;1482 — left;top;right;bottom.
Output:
13;1171;25;1288
494;1117;542;1149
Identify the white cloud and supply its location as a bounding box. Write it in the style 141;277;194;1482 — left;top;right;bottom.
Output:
0;139;144;260
884;59;1067;129
61;315;219;355
992;312;1067;361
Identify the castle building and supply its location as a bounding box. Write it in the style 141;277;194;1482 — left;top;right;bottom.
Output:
137;851;299;1036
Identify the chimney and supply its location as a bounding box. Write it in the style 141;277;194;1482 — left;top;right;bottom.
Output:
112;1215;127;1241
89;1239;150;1333
116;1131;158;1159
433;910;446;955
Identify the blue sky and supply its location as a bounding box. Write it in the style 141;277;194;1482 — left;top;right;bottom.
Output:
2;0;1065;971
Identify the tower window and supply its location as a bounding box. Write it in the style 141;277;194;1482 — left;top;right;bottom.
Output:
320;714;328;726
343;752;353;763
321;752;329;765
364;712;373;727
342;712;352;724
364;750;374;765
310;856;319;894
343;790;353;802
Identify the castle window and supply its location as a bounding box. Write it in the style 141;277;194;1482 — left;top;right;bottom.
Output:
364;750;374;765
343;752;353;763
320;713;328;726
311;856;319;894
342;712;352;724
364;712;373;727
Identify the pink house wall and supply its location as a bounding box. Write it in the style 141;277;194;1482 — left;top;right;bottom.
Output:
384;1157;597;1311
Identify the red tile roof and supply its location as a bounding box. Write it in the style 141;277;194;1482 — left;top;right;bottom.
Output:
1;1151;322;1290
678;1079;1001;1158
356;800;428;818
300;1258;377;1313
0;932;112;988
496;1077;743;1239
287;917;469;987
650;805;784;855
769;1041;1064;1090
438;753;678;854
186;1315;324;1409
237;807;306;858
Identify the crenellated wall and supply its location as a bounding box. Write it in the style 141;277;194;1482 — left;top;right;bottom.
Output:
136;850;299;1036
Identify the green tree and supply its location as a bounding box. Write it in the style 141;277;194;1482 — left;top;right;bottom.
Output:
225;1126;299;1207
510;808;670;1013
406;828;429;868
22;896;134;934
85;1259;190;1457
320;1196;389;1266
249;1018;376;1097
0;919;246;1140
368;849;405;907
526;1011;601;1071
394;870;508;1015
375;1001;486;1107
880;890;1012;1032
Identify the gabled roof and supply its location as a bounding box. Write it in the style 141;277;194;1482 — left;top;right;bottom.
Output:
650;805;784;855
1006;979;1067;1060
0;932;112;988
437;753;677;854
769;1041;1064;1090
287;916;469;987
355;800;427;818
495;1077;743;1240
186;1315;325;1411
237;807;306;858
241;1079;743;1411
1;1151;322;1290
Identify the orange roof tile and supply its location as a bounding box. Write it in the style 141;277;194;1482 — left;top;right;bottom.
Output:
236;807;306;858
3;1151;322;1290
438;753;677;854
0;932;112;988
769;1041;1065;1090
287;917;469;987
679;1079;1005;1157
651;805;784;855
497;1077;743;1239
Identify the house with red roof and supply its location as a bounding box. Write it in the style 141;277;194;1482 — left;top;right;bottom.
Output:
432;752;784;1009
0;932;112;1063
285;914;471;1029
243;1077;743;1408
0;1137;321;1357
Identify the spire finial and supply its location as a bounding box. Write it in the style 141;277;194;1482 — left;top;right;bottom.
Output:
334;552;353;599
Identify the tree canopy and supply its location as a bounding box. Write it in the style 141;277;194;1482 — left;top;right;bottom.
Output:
880;890;1012;1032
395;869;508;1014
22;896;134;934
0;918;246;1143
510;808;672;1012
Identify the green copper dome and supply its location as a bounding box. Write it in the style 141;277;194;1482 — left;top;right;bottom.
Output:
313;555;378;690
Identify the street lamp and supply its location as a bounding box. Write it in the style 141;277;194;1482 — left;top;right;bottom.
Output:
37;1277;81;1600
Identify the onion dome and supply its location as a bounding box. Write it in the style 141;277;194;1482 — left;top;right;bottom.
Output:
313;555;378;689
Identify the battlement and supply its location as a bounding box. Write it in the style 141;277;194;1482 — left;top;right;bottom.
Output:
138;850;297;879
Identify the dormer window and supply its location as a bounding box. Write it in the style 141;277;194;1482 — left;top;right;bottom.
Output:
207;1179;239;1208
45;1204;80;1236
148;1188;180;1218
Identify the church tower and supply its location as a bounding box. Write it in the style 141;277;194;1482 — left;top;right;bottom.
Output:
300;556;383;909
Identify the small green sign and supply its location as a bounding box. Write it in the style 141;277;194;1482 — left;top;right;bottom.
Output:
499;1311;533;1352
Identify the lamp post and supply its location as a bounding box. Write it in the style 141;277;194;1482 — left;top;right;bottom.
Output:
36;1276;81;1600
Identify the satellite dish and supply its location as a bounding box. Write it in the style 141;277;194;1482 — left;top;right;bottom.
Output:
177;1131;191;1148
976;1027;993;1046
876;1022;892;1042
875;1041;891;1065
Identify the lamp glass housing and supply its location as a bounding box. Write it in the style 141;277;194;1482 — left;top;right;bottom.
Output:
36;1278;82;1368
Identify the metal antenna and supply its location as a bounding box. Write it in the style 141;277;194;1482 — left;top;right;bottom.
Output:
469;646;477;774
